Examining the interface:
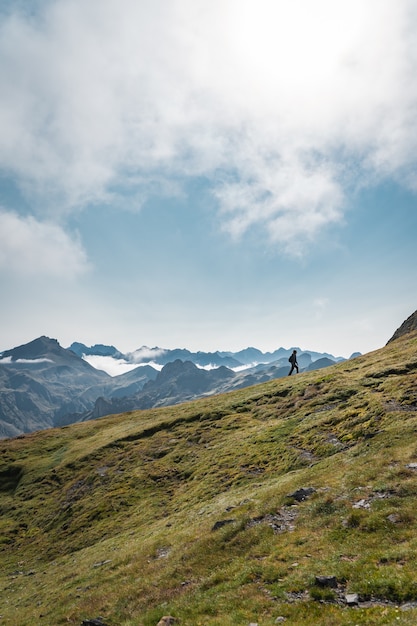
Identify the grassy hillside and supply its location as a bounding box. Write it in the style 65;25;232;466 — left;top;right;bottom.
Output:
1;332;417;626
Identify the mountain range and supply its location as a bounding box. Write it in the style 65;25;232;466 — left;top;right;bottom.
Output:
69;341;348;369
0;336;353;438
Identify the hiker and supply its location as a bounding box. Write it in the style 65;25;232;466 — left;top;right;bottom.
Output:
288;349;299;376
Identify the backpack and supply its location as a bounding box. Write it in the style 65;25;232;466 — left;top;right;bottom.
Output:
288;356;292;363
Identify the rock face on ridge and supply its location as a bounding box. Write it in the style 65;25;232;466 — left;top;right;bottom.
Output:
387;310;417;344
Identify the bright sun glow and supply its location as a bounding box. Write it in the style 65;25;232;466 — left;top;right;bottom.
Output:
230;2;351;83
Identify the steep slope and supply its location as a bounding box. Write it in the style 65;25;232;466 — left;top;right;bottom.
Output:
387;309;417;343
1;331;417;625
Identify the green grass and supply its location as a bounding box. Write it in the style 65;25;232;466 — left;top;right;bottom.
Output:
1;332;417;624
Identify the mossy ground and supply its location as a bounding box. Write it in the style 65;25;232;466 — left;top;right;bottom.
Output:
1;332;417;625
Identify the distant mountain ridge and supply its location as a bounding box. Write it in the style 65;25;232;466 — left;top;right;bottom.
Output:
0;335;353;438
69;342;242;368
3;308;416;438
68;341;347;369
69;341;124;359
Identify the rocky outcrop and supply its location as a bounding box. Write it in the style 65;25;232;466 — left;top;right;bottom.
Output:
387;310;417;343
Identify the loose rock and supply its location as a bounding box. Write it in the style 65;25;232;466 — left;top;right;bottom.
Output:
211;519;235;531
288;487;316;502
315;575;337;588
157;617;177;626
352;499;370;509
345;593;359;606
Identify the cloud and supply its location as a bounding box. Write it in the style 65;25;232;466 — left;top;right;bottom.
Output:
127;346;168;363
82;355;146;376
0;0;416;248
0;209;89;277
0;356;54;364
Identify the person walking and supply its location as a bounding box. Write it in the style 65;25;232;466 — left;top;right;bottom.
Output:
288;349;299;375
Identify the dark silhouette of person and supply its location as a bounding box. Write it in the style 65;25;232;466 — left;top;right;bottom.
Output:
288;349;299;375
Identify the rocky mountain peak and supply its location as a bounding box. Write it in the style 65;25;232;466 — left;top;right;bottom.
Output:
2;336;64;360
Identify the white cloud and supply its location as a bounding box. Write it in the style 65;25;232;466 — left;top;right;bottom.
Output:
0;0;416;248
127;346;168;363
0;209;89;277
83;354;164;375
0;356;54;364
82;355;144;376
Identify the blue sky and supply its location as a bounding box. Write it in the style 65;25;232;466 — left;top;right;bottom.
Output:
0;0;416;358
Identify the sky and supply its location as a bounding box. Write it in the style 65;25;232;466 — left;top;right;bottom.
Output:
0;0;416;359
